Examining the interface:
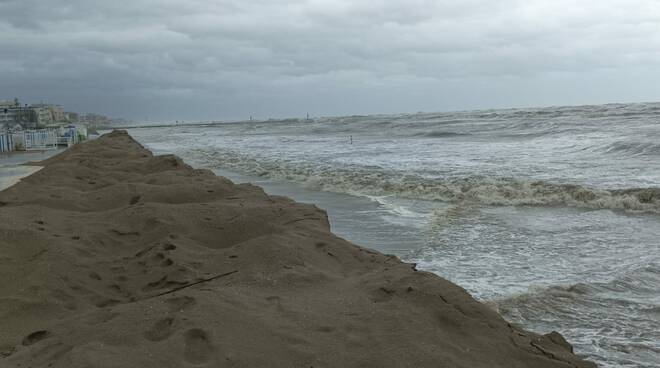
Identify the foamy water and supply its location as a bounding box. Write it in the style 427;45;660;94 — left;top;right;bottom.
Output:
128;102;660;367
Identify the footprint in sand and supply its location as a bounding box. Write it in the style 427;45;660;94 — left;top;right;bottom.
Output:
183;328;213;364
129;195;140;205
22;330;51;346
165;296;196;312
144;317;176;342
162;244;177;251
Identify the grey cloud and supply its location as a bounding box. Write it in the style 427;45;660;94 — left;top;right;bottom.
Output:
1;0;659;120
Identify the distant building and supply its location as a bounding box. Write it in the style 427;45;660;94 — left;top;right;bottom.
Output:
80;113;114;127
1;97;124;132
0;100;17;121
64;111;79;122
1;99;69;131
32;103;65;123
1;101;39;130
0;101;18;126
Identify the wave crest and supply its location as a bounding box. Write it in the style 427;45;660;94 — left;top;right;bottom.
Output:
600;141;660;157
192;148;660;214
417;131;470;138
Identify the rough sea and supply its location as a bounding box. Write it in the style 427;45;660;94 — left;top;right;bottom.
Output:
128;102;660;368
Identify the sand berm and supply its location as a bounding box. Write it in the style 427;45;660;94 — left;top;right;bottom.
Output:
0;131;596;367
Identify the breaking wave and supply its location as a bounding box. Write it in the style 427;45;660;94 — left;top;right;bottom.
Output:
491;263;660;310
489;264;660;368
192;148;660;214
417;131;471;138
600;141;660;157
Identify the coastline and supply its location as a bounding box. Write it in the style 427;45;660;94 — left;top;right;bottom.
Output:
0;165;42;191
0;149;63;191
0;130;596;367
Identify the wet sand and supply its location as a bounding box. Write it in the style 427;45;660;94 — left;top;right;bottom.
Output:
0;150;62;191
0;131;595;367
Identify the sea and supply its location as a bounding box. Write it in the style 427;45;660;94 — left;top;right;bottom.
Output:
127;102;660;368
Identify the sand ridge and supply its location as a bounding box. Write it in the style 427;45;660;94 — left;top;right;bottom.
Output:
0;130;596;367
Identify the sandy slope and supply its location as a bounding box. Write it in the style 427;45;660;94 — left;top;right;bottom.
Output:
0;131;596;367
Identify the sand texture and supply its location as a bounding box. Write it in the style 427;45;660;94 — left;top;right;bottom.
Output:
0;131;596;367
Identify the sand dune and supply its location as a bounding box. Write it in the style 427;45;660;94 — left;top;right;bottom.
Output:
0;130;595;367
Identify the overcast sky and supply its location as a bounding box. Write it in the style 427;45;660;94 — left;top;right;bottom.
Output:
1;0;659;121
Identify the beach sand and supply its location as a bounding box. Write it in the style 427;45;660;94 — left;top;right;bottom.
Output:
0;131;595;367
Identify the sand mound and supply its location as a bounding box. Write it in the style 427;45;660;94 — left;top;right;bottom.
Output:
0;130;596;367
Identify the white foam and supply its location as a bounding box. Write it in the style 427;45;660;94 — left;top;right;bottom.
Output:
191;148;660;214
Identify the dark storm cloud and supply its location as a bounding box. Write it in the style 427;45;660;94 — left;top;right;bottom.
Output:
1;0;659;120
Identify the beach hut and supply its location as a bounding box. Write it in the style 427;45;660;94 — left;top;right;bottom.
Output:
0;132;13;153
23;129;58;150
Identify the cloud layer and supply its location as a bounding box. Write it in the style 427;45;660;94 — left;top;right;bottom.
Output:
1;0;659;120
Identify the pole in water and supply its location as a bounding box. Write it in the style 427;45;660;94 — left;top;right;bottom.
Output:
250;115;252;121
350;135;353;144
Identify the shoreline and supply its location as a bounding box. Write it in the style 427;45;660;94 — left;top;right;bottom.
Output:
0;165;43;191
0;149;63;191
0;130;595;367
